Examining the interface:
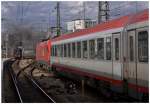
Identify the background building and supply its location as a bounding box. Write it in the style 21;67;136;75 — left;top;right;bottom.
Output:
67;19;96;32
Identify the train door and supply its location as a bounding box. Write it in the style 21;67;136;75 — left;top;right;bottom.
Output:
127;30;138;98
136;27;149;100
112;33;122;81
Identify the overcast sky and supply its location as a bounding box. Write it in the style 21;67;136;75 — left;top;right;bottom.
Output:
1;1;149;33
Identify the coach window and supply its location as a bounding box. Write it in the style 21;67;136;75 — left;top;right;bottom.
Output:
53;45;55;56
53;46;55;56
106;37;111;60
83;41;88;59
138;31;148;62
89;39;95;59
59;45;62;57
57;45;60;57
72;42;76;58
64;44;67;57
55;45;57;56
68;43;71;57
129;36;134;61
51;46;53;56
55;45;58;56
54;45;56;56
97;38;104;60
77;42;81;58
59;44;61;57
61;44;63;57
115;38;119;60
56;45;58;56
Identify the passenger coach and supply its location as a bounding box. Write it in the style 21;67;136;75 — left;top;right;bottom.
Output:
50;9;149;101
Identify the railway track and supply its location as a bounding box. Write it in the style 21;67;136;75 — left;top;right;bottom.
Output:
8;59;56;103
2;59;21;103
3;59;139;103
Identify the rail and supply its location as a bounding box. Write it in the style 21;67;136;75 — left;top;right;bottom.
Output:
8;60;56;103
8;61;23;102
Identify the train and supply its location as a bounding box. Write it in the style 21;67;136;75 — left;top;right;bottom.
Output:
36;39;51;70
14;47;35;59
14;46;23;59
36;9;149;101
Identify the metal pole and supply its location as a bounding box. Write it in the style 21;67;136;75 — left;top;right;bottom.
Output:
56;2;61;36
98;1;109;24
83;2;86;20
98;1;101;24
6;34;8;58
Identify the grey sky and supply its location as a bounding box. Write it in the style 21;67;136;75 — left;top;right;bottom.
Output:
1;1;149;33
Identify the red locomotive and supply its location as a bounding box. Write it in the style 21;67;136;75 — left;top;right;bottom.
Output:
36;39;51;70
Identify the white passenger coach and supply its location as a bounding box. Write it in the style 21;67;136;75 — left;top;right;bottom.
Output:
51;9;148;101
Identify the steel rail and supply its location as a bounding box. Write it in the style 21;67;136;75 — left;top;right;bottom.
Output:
23;72;56;103
9;59;55;103
8;67;23;103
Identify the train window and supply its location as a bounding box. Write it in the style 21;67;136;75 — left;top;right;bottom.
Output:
61;44;63;57
129;36;134;61
72;42;76;58
68;43;71;57
56;45;58;56
89;39;95;59
138;31;148;62
77;42;81;58
115;38;119;60
53;46;55;56
54;45;56;56
52;45;54;56
59;45;61;57
106;37;111;60
57;45;61;57
64;44;67;57
51;46;53;56
97;38;104;60
83;41;88;59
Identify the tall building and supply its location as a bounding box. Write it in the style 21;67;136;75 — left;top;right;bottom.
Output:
67;19;96;32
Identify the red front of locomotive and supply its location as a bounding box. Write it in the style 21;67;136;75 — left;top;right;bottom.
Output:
36;40;51;66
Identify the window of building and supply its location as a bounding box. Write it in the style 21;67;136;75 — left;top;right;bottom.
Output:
106;37;111;60
115;38;119;60
129;36;134;61
89;39;95;59
138;31;148;62
72;42;76;58
64;44;67;57
68;43;71;57
77;42;81;58
83;41;88;59
97;38;104;60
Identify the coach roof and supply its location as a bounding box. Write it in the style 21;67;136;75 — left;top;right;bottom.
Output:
52;9;148;42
